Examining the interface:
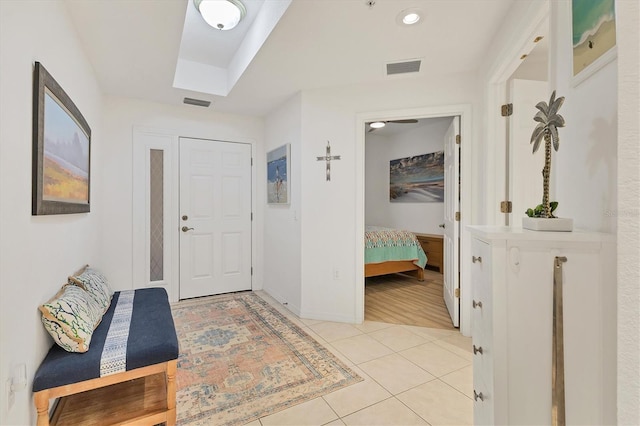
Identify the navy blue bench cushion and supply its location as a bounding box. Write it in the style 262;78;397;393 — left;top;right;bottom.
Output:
33;288;179;392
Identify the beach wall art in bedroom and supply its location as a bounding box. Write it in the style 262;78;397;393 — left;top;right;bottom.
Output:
389;151;444;203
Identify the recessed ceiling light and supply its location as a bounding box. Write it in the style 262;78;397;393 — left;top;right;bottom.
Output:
370;121;386;129
194;0;246;31
397;8;422;26
403;13;420;25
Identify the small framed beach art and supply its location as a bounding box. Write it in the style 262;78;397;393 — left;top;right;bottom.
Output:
571;0;617;87
267;144;290;204
389;151;444;203
33;62;91;215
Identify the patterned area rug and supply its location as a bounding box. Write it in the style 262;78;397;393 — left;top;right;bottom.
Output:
172;292;362;425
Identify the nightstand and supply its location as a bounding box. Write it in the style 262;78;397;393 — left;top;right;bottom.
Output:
414;233;443;273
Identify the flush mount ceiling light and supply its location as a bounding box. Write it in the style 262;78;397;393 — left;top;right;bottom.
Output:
396;8;422;26
369;121;386;129
194;0;247;30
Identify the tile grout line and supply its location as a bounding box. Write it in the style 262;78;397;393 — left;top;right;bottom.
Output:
254;291;473;425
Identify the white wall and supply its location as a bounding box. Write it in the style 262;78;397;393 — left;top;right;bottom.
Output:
548;5;618;419
298;73;478;322
263;94;302;314
365;118;452;235
550;1;618;233
0;1;104;424
101;96;265;298
616;1;640;423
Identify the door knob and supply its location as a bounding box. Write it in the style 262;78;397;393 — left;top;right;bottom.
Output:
472;256;482;263
439;223;445;228
181;226;194;232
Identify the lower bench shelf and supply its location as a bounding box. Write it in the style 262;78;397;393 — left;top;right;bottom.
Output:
35;360;177;426
50;373;169;426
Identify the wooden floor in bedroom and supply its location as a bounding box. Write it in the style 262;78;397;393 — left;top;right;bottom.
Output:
365;269;456;330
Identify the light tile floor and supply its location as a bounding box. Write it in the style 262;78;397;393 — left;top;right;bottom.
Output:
252;291;474;426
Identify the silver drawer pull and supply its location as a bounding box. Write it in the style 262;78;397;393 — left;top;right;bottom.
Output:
474;390;484;401
473;345;483;355
472;256;482;263
472;300;483;309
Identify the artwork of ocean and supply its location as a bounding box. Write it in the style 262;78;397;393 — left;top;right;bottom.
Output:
389;151;444;203
267;145;288;203
572;0;616;75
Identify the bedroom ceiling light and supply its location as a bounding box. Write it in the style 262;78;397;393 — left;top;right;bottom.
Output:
397;8;422;26
370;121;386;129
194;0;247;31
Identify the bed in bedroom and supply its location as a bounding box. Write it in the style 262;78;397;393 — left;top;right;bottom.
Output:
365;226;428;281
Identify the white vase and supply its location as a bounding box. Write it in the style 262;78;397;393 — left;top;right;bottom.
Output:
522;217;573;232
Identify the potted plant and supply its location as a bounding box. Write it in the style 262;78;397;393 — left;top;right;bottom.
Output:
523;91;573;231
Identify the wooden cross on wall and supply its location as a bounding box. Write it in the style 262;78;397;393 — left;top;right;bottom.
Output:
316;141;341;181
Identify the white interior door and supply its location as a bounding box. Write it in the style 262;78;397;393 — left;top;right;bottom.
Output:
509;79;548;222
179;138;252;299
443;117;460;327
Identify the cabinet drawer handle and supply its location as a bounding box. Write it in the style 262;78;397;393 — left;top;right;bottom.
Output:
474;390;484;401
472;300;483;309
472;256;482;263
473;345;483;355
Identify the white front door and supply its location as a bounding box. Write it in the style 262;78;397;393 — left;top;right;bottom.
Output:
443;117;460;327
179;138;252;299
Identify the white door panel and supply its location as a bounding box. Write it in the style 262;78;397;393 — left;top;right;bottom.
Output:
179;138;252;299
443;117;460;327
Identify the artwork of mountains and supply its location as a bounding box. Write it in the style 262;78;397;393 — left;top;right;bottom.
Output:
390;151;444;203
43;92;89;203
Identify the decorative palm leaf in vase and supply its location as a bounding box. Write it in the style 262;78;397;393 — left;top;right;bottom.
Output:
528;90;565;219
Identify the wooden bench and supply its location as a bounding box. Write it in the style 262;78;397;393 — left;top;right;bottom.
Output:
33;288;179;426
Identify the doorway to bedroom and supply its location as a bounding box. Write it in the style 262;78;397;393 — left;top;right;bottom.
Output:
363;115;460;330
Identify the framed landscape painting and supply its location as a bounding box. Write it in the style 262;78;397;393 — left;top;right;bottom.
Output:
389;151;444;203
267;144;290;204
33;62;91;215
571;0;616;86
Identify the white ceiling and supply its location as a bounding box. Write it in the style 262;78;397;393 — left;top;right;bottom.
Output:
178;0;265;67
64;0;515;116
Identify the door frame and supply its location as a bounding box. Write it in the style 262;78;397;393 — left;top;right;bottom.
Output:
484;3;549;225
355;104;472;336
132;126;259;303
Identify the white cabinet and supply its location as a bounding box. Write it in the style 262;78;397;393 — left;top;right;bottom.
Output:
468;226;616;426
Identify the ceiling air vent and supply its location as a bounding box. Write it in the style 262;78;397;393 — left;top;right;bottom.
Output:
386;60;421;76
183;97;211;107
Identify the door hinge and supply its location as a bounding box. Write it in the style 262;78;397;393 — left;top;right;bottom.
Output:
455;134;461;145
455;288;460;298
251;157;253;166
251;212;253;221
501;103;513;117
455;211;460;221
500;201;513;213
251;267;253;276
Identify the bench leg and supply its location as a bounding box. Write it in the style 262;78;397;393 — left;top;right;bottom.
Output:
166;360;177;426
34;392;50;426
